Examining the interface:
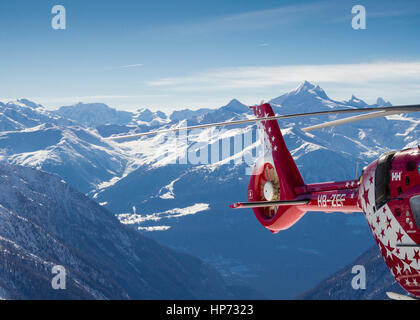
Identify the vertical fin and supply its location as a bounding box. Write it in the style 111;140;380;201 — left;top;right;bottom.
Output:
247;103;306;232
251;103;305;199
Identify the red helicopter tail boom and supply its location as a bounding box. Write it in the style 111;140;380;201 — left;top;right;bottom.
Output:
242;103;362;233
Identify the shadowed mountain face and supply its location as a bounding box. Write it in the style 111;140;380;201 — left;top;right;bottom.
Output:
298;245;408;300
0;163;260;299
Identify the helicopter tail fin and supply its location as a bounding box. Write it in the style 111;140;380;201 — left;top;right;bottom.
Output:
247;103;306;232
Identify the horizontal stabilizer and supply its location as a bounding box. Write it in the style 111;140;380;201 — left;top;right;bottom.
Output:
230;199;309;209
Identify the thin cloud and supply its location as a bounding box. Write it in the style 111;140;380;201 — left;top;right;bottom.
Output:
159;1;334;34
144;61;420;105
146;61;420;91
119;64;144;69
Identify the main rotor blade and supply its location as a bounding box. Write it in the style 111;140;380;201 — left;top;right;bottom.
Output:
302;110;404;131
105;104;420;140
104;116;262;140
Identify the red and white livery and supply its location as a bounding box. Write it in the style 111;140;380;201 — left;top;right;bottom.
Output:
231;103;420;298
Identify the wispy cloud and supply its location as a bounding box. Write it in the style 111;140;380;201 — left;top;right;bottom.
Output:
119;63;144;69
159;1;333;34
146;61;420;90
145;61;420;104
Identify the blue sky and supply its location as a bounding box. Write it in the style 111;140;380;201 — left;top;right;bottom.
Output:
0;0;420;112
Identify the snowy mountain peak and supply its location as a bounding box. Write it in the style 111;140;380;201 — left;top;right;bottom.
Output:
134;108;167;121
15;99;45;110
227;98;242;105
292;81;329;98
269;81;331;109
312;85;330;100
296;80;316;92
225;98;246;107
221;98;248;112
169;108;213;122
376;97;392;107
346;95;369;108
53;102;133;127
132;108;169;126
377;97;386;105
5;99;46;113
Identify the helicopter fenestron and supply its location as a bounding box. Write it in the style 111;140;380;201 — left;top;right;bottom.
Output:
106;102;420;299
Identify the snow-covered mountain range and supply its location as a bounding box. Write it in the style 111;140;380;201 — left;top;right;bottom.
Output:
0;81;418;299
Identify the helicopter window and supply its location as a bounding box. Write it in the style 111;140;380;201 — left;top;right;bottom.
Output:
409;195;420;230
375;151;396;208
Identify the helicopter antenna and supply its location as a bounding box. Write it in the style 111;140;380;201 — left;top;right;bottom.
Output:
355;161;359;179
